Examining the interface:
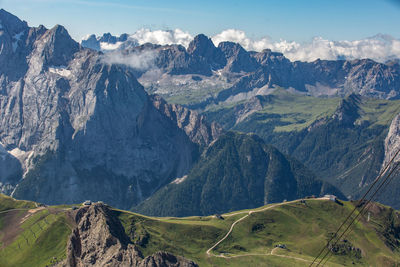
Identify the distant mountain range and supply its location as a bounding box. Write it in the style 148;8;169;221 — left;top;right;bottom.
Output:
79;29;400;211
0;9;341;214
82;32;400;107
1;9;400;218
82;32;138;51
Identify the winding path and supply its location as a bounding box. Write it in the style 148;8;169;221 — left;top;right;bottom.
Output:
0;208;30;214
0;201;40;215
206;198;329;262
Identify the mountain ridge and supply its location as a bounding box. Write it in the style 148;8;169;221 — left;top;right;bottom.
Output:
136;132;345;217
204;91;400;208
81;31;400;106
0;9;218;209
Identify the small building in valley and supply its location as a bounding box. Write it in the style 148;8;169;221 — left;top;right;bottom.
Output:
83;200;92;206
324;195;337;201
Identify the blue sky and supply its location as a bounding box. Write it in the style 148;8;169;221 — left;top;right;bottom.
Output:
1;0;400;42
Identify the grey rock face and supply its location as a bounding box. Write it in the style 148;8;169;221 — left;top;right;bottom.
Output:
231;95;270;124
187;34;226;69
136;132;345;217
384;113;400;166
98;32;128;44
150;95;223;147
1;10;220;209
151;44;212;76
81;33;137;51
0;142;22;194
81;34;100;50
90;32;400;105
0;9;29;81
41;24;80;67
214;57;400;104
331;94;361;126
376;112;400;209
61;204;198;267
218;41;259;73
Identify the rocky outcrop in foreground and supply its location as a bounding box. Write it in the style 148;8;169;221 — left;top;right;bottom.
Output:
61;203;197;267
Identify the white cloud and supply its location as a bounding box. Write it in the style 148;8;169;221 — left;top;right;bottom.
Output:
99;41;124;51
102;50;157;71
90;28;400;63
130;28;193;47
212;29;254;48
211;30;400;63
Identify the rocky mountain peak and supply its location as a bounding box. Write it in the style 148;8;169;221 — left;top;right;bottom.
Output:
218;41;245;57
82;33;137;51
61;203;198;266
0;11;211;209
98;32;117;43
40;24;80;67
81;34;100;50
0;9;28;34
187;34;214;56
0;9;30;79
218;41;258;72
97;32;128;43
253;49;289;66
332;93;361;125
187;34;226;69
118;33;129;42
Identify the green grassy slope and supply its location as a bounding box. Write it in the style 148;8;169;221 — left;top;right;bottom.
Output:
205;89;341;132
205;89;400;142
0;195;74;267
204;90;400;207
120;199;400;266
1;194;400;266
0;194;36;212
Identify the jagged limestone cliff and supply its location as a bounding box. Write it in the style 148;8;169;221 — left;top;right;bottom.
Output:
0;9;217;209
384;113;400;165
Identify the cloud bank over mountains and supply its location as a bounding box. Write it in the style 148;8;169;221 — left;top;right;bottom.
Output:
212;30;400;63
102;50;157;70
130;28;193;47
84;28;400;63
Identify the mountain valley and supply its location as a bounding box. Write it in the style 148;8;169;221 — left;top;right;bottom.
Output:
0;7;400;266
